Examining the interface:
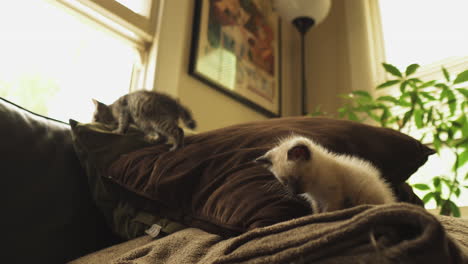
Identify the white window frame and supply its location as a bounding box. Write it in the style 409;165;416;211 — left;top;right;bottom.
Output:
375;0;468;82
374;0;468;210
53;0;163;91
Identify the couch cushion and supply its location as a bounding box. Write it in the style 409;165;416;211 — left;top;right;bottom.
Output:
1;98;117;264
71;116;433;237
69;120;188;240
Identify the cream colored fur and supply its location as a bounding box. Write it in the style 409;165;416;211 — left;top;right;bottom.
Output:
260;135;396;212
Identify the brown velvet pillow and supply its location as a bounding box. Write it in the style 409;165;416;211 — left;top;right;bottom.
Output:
105;117;434;237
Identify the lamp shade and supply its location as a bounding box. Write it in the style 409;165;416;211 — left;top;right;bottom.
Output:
273;0;331;25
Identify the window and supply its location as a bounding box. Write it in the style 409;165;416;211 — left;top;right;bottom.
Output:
378;0;468;209
115;0;152;17
378;0;468;73
0;0;160;122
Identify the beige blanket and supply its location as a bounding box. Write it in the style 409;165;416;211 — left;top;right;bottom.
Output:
71;203;468;264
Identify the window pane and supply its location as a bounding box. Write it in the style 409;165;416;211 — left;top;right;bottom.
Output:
379;0;468;210
0;0;140;122
379;0;468;69
115;0;152;17
409;147;468;209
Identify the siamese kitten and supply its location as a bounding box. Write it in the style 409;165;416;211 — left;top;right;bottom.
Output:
92;90;196;151
255;135;396;212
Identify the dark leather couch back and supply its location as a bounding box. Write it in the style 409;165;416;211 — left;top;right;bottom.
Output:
1;98;117;264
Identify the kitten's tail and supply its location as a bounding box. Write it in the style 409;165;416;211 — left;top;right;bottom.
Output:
178;104;197;129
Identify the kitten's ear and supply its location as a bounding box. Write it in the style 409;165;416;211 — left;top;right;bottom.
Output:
287;144;311;161
92;98;100;107
255;155;272;166
92;99;107;109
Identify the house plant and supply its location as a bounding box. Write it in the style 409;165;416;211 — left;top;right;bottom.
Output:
331;63;468;216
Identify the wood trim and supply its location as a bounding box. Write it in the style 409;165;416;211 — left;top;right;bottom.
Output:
56;0;154;45
78;0;153;39
428;206;468;219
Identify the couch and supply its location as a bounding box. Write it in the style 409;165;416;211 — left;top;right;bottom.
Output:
2;97;121;264
3;97;468;264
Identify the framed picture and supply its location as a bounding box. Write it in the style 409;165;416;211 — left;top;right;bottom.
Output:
189;0;281;117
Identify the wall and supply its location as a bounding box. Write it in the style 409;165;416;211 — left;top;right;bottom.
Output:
305;0;385;115
306;0;351;115
150;0;383;131
151;0;301;132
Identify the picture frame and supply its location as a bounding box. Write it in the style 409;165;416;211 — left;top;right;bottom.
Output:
189;0;281;117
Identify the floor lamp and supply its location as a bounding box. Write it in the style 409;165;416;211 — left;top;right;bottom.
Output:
273;0;331;115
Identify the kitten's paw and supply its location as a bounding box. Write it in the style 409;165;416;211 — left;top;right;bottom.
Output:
112;129;125;135
144;135;159;143
169;146;177;151
154;135;168;144
169;143;183;151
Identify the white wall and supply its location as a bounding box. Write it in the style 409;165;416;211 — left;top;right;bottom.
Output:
150;0;383;130
151;0;301;132
306;0;385;115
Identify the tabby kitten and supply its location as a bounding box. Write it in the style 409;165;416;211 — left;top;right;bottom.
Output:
92;90;196;151
256;135;396;212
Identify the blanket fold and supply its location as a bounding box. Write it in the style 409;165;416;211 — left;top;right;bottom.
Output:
103;203;467;264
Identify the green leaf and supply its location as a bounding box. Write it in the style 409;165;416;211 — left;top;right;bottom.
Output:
400;80;408;93
351;90;372;98
434;192;442;206
369;112;381;123
408;79;419;90
456;138;468;148
419;132;427;142
402;109;413;128
426;107;433;124
386;116;399;126
422;192;434;204
377;96;399;104
433;134;441;152
380;108;391;125
456;88;468;98
377;80;400;89
414;109;424;128
413;183;430;190
458;149;468;168
433;177;441;190
449;103;457;116
419;92;436;101
419;80;437;89
440;88;449;100
454;70;468;84
338;107;347;113
449;200;461;217
398;97;412;107
455;188;461;197
348;112;359;121
407;78;423;83
445;90;457;115
447;127;454;141
442;67;450;82
435;83;449;89
440;177;453;188
415;95;425;110
410;91;418;104
461;121;468;137
382;63;402;77
339;94;352;99
405;64;420;76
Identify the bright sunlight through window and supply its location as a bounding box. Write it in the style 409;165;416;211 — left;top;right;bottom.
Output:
379;0;468;70
0;0;141;122
379;0;468;209
116;0;152;17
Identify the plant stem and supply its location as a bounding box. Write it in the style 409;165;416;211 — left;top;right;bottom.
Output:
439;149;460;216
